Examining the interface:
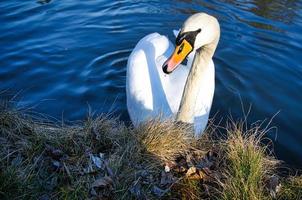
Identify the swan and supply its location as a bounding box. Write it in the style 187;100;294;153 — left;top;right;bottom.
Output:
126;13;220;137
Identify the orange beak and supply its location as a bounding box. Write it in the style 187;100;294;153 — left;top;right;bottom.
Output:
162;39;193;74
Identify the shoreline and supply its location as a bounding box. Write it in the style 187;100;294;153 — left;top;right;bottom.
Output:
0;106;301;199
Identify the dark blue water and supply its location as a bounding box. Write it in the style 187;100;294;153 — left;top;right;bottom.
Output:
1;0;302;167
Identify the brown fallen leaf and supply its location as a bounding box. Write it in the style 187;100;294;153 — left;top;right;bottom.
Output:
186;167;204;180
92;176;114;189
188;173;202;180
186;166;197;177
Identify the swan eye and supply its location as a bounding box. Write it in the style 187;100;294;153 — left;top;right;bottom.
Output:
177;43;184;54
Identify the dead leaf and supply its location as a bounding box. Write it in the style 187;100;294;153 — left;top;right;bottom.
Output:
92;176;113;188
90;154;104;169
186;167;203;180
186;167;197;176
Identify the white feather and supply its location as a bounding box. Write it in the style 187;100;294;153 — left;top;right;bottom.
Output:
126;32;215;135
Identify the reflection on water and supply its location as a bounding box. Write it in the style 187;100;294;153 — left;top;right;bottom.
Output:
250;0;299;23
37;0;51;5
0;0;302;167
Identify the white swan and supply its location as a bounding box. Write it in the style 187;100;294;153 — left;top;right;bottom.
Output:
126;13;220;137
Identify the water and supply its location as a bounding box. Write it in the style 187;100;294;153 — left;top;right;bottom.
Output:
1;0;302;167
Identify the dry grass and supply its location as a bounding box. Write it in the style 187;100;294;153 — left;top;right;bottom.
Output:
0;106;195;199
0;105;301;199
278;175;302;199
136;119;194;161
219;121;279;200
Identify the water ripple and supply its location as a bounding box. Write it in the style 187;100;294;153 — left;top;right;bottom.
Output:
1;0;302;167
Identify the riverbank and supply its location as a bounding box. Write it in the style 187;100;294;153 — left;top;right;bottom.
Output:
0;105;301;199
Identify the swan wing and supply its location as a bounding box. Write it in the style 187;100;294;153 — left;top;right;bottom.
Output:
126;33;175;125
126;32;213;135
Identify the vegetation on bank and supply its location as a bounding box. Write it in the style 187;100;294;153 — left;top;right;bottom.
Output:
0;105;301;200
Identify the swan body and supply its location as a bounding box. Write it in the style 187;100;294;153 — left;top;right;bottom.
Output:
126;13;220;137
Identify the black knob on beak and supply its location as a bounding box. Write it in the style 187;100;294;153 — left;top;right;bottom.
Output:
162;63;171;74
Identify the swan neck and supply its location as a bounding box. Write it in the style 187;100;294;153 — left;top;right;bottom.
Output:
176;41;217;124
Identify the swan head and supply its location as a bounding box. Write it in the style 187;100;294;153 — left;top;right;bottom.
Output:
162;13;220;74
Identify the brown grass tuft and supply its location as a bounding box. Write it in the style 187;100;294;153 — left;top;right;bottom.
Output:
219;121;279;200
0;104;301;200
278;175;302;199
136;119;193;162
